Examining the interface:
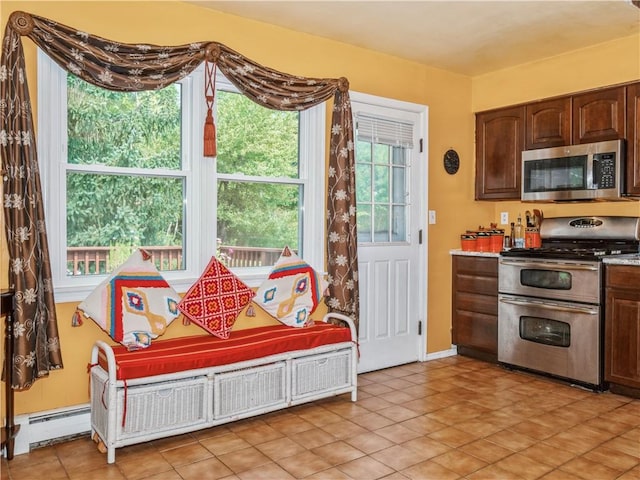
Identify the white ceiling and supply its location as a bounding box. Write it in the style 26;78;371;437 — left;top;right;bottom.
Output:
190;0;640;76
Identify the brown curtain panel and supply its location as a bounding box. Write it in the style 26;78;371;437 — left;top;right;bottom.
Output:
1;11;359;386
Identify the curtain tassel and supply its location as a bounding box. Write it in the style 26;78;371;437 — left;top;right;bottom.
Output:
203;108;217;157
203;60;217;157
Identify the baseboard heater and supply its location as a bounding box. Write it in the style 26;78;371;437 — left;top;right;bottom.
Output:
8;404;91;457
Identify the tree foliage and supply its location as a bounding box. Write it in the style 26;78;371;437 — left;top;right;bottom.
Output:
66;75;300;254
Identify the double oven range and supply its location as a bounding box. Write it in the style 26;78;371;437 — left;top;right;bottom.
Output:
498;216;640;391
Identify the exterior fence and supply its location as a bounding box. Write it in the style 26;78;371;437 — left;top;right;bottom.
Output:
67;245;287;275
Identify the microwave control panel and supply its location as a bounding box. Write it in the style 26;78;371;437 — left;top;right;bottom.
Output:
593;152;616;189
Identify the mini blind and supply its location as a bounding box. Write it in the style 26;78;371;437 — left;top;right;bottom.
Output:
355;113;414;149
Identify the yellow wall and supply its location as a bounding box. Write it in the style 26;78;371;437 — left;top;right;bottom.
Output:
0;1;477;416
0;1;638;419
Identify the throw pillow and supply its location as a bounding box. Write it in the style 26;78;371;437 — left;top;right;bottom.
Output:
77;249;180;350
254;247;328;327
178;256;255;338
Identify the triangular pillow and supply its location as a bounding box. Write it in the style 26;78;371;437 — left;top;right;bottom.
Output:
254;247;328;327
77;249;180;350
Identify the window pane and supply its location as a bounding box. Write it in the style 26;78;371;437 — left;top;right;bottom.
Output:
373;143;390;163
67;75;182;169
357;203;372;242
374;205;390;242
216;90;299;178
356;140;372;162
66;173;184;275
374;165;389;203
217;181;301;267
356;163;372;202
392;146;406;166
392;205;406;242
392;166;406;203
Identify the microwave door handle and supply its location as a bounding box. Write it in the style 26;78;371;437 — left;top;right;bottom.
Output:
591;156;599;189
499;260;599;271
499;297;598;315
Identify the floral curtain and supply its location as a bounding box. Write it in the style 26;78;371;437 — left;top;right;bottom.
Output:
1;11;359;387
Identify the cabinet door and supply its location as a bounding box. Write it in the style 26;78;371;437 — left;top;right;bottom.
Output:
626;82;640;196
605;266;640;389
572;86;625;144
475;106;524;200
525;97;571;150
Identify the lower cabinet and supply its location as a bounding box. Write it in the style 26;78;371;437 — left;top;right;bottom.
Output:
605;264;640;397
452;255;499;362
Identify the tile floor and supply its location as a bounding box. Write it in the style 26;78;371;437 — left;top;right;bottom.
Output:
2;355;639;480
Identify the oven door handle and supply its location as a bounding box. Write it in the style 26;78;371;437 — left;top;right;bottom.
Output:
499;260;599;271
499;297;598;315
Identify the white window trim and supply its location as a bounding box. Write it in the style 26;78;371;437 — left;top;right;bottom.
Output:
37;50;325;302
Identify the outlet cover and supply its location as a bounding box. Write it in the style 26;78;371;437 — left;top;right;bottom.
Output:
428;210;436;224
501;212;509;225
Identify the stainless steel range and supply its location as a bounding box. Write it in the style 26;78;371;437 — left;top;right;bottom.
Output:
498;216;640;390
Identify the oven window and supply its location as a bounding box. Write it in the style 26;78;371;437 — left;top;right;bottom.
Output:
520;269;572;290
520;316;570;347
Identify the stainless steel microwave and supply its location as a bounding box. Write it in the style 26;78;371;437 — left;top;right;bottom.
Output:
521;139;625;202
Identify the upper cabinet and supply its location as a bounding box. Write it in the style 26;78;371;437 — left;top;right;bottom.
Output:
525;97;571;150
475;82;640;200
475;106;524;200
627;82;640;196
572;86;626;144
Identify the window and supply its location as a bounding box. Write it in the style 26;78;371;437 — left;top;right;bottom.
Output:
355;114;414;243
38;51;325;302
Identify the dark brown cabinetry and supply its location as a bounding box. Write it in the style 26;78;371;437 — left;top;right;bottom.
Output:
452;255;498;362
572;86;626;144
627;82;640;195
476;82;639;200
605;264;640;397
525;97;571;149
475;107;524;200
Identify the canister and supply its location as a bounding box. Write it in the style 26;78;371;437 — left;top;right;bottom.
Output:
460;234;477;251
490;229;505;253
476;231;491;252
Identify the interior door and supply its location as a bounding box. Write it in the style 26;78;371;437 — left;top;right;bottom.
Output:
352;95;427;373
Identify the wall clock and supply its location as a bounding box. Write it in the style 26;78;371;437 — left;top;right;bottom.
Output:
444;149;460;175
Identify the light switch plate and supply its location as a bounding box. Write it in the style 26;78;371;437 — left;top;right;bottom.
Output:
429;210;436;224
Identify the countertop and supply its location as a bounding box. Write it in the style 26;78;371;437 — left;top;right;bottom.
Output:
449;249;500;258
603;254;640;266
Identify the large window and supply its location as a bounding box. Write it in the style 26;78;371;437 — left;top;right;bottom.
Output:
38;52;325;302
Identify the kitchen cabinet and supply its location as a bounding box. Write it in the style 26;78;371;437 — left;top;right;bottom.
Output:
626;82;640;196
605;264;640;397
452;255;498;362
525;97;571;150
572;85;626;144
475;106;524;200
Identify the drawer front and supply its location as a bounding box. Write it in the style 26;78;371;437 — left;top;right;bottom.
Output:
292;349;352;400
455;274;498;295
454;256;498;276
606;265;640;289
117;376;208;439
214;362;287;419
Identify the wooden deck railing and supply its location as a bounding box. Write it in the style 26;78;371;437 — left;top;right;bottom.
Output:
67;245;287;275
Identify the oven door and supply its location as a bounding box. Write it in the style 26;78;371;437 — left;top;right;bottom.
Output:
499;257;601;304
498;294;601;387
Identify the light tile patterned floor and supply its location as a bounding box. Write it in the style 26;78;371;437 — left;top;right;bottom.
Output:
2;356;639;479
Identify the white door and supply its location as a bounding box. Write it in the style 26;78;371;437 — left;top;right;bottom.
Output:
351;94;428;373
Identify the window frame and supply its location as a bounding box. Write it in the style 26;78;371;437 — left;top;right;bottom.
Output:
37;50;325;302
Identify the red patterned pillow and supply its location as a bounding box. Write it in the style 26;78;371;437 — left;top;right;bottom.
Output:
178;257;255;338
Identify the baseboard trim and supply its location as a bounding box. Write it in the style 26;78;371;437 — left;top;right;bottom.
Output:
7;404;91;458
425;346;457;361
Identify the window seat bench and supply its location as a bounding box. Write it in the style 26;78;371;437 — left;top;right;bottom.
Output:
89;313;358;463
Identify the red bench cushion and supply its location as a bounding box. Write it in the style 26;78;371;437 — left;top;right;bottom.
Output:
98;321;352;380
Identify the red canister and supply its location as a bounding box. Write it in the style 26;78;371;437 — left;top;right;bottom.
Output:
490;230;505;252
476;232;491;252
460;234;477;251
525;228;541;248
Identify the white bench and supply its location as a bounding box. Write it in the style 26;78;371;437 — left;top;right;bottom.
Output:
89;313;358;463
